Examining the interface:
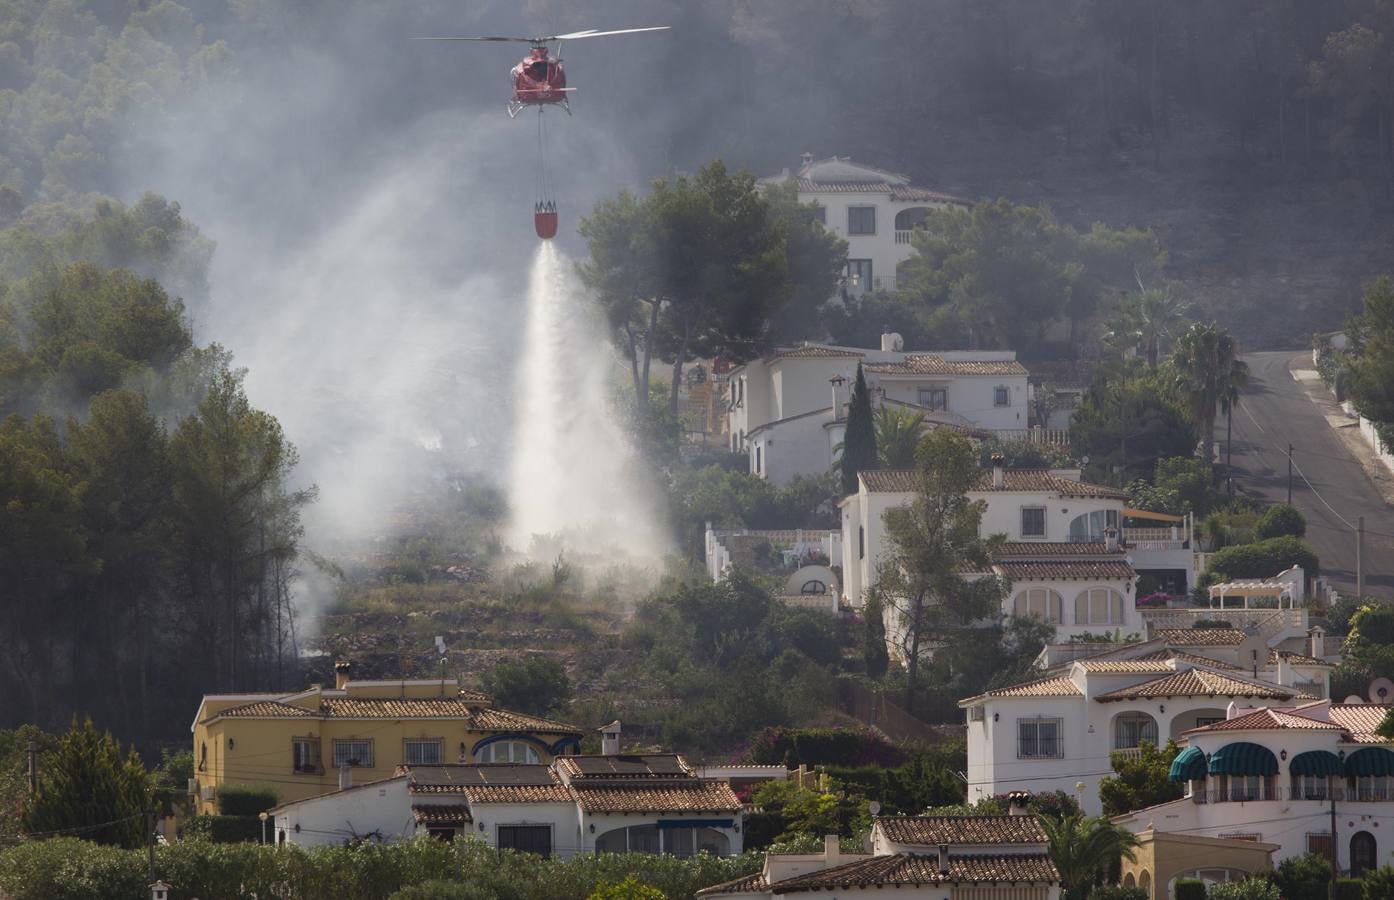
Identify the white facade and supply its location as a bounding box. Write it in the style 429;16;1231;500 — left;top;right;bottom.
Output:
270;775;422;847
728;340;1029;485
1113;700;1394;879
759;154;969;294
959;648;1336;816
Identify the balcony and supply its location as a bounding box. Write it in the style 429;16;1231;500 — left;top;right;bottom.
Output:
895;229;915;245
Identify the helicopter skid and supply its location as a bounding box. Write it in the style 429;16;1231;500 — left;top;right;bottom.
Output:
507;95;572;119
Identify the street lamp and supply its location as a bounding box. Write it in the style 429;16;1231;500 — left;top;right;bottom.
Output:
259;811;269;845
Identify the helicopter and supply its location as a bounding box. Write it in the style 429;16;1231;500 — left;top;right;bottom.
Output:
418;26;669;238
420;27;670;119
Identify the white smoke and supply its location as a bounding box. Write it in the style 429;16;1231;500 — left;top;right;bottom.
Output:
507;243;670;563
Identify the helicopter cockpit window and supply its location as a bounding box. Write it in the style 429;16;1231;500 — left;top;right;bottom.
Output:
528;61;550;79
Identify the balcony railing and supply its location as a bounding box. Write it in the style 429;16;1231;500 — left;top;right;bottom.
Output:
1191;787;1393;803
895;229;915;245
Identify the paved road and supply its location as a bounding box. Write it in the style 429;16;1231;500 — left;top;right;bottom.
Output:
1227;351;1394;598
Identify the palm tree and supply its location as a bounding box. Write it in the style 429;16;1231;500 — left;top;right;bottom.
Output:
1132;286;1190;368
874;406;928;468
1170;322;1248;457
1038;812;1141;897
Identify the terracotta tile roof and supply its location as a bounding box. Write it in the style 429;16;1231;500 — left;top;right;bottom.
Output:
572;781;742;814
1187;708;1346;734
696;872;769;896
464;784;576;803
1330;704;1393;740
767;345;864;360
1095;669;1295;702
464;707;581;734
860;468;1126;499
768;854;1059;892
996;560;1136;581
1271;649;1334;668
1076;660;1177;674
876;815;1048;846
411;804;472;825
997;542;1110;557
889;186;969;204
212;700;316;719
862;355;1027;377
961;676;1082;705
300;698;580;734
1159;628;1247;647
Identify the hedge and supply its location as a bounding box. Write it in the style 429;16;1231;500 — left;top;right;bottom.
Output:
1090;887;1147;900
1175;879;1206;900
1334;878;1364;900
182;814;264;844
1255;504;1306;540
0;835;763;900
215;783;280;817
1205;535;1319;580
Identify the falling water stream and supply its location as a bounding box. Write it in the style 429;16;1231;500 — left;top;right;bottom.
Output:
506;243;669;563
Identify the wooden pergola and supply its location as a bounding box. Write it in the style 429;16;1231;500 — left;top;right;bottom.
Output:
1206;579;1296;610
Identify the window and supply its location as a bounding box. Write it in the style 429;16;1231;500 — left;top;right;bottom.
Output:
968;706;985;722
477;741;540;764
1113;713;1159;750
292;737;321;774
1017;717;1063;759
994;386;1010;407
1294;775;1330;801
1068;509;1120;542
858;526;864;560
918;388;947;411
1075;588;1124;625
845;259;873;292
1020;507;1047;538
1012;588;1062;622
498;825;552;856
1195;716;1225;728
404;739;442;765
1307;833;1334;857
812;205;826;224
847;207;876;235
332;739;373;768
1352;775;1393;801
754;445;762;474
427;827;456;841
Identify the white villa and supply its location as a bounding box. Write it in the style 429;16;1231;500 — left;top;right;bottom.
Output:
268;747;742;858
958;629;1335;816
759;153;969;296
698;811;1061;900
726;335;1029;484
1113;696;1394;885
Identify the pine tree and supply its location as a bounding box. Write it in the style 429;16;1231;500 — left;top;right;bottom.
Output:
21;718;149;848
840;364;877;495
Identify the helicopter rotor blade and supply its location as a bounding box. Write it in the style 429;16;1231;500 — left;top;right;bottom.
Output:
412;36;538;42
551;26;670;40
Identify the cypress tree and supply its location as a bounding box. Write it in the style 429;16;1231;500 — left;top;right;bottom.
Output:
22;718;149;848
840;364;878;495
863;588;890;679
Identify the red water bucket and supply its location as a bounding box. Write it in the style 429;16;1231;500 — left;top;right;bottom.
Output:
534;210;558;240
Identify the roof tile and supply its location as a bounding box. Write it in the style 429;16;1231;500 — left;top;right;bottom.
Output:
862;355;1027;377
767;346;865;361
572;782;742;814
411;804;472;825
877;815;1047;845
859;468;1126;499
1159;628;1247;647
1188;708;1345;734
1095;669;1294;702
768;854;1058;893
1329;704;1392;740
996;560;1136;581
997;542;1110;557
696;873;770;896
962;676;1082;703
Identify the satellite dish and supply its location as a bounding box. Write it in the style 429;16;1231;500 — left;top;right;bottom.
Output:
1344;695;1366;705
868;801;882;817
1369;678;1394;704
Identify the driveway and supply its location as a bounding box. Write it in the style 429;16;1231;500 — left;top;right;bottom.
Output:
1226;351;1394;599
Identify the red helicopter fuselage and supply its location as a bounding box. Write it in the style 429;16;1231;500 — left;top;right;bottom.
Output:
510;46;570;108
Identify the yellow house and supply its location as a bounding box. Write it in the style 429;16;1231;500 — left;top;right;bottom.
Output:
190;661;582;815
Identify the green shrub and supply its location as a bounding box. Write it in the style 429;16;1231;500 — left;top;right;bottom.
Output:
1255;504;1307;539
1175;879;1207;900
1363;866;1394;899
1206;535;1319;579
1091;887;1148;900
214;783;279;816
1335;878;1364;900
1207;879;1280;900
181;814;263;843
1271;851;1332;900
747;726;900;767
389;882;498;900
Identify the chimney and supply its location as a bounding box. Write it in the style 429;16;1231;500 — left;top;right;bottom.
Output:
334;659;352;690
991;453;1005;489
824;833;840;865
599;720;622;756
800;151;813;168
1007;791;1031;816
937;843;950;876
1104;526;1119;553
880;332;904;352
1309;625;1325;659
830;374;848;420
338;764;352;790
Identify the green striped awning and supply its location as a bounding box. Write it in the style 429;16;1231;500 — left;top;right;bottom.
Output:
1289;750;1342;777
1208;742;1279;776
1169;746;1207;781
1344;748;1394;777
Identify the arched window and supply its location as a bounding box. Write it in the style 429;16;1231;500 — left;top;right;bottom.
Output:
894;207;931;230
1013;589;1063;622
1075;588;1124;625
476;741;540;764
1352;832;1378;877
1113;712;1159;750
1068;509;1120;542
800;580;827;595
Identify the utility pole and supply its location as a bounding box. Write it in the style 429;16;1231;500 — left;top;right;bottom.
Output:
1357;516;1365;599
1330;787;1339;900
1287;443;1294;505
26;739;36;792
147;796;156;881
